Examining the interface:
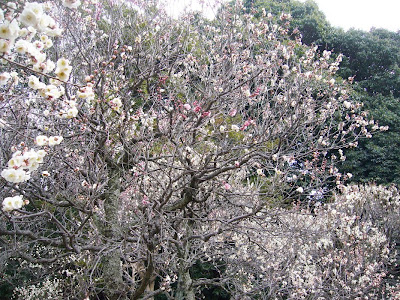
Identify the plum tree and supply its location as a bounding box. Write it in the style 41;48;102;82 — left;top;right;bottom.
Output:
0;1;387;299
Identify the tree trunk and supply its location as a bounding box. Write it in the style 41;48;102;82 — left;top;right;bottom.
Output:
175;209;196;300
175;270;195;300
145;280;155;300
102;251;124;300
102;167;124;299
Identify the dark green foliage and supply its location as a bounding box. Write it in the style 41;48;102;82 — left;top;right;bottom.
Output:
341;94;400;185
190;260;230;300
321;27;400;184
243;0;330;44
153;260;231;300
322;28;400;97
0;277;14;300
321;29;400;184
0;257;45;300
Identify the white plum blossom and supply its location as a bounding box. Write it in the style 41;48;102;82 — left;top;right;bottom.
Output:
1;168;30;183
343;100;352;109
19;2;44;28
62;0;82;9
43;37;53;49
45;26;63;37
56;58;70;69
48;136;63;146
35;135;49;146
55;58;72;81
231;124;240;132
1;147;48;183
7;155;24;169
2;195;25;212
37;14;55;32
28;75;45;90
67;107;78;118
110;97;123;112
15;39;29;54
0;20;20;40
39;84;63;99
0;72;10;85
22;150;41;171
77;85;95;102
55;65;72;81
37;149;47;157
0;39;11;53
44;59;56;73
36;135;63;146
30;49;47;64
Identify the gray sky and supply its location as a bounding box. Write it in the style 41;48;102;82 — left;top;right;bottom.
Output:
305;0;400;31
164;0;400;32
163;0;221;19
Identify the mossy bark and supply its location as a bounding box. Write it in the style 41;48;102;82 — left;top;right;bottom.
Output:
102;167;124;299
175;210;196;300
175;270;195;300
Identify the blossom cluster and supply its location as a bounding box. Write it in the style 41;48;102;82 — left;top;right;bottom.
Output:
24;58;72;99
77;84;95;101
2;195;25;211
0;2;81;110
13;276;63;299
35;135;64;146
62;0;82;10
219;184;400;298
109;97;123;112
29;74;67;101
1;133;63;211
1;1;78;211
1;148;47;183
0;1;62;55
54;58;72;82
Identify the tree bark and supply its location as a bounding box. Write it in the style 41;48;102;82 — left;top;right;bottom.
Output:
102;167;124;299
175;206;196;300
175;270;195;300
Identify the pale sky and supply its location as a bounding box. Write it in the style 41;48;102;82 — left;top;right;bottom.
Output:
305;0;400;32
163;0;222;19
164;0;400;32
